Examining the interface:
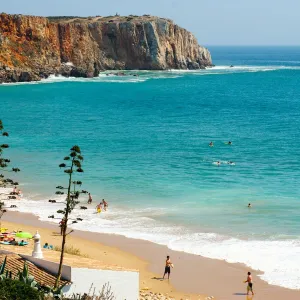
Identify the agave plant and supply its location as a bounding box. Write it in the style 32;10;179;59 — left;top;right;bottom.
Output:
42;282;68;299
17;261;40;290
54;145;85;288
0;257;13;281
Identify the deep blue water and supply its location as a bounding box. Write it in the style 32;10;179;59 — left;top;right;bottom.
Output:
1;47;300;288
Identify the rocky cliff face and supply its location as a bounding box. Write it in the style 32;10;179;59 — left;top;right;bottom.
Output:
0;14;212;83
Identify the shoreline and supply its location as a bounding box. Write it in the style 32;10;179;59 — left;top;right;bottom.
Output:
3;211;300;300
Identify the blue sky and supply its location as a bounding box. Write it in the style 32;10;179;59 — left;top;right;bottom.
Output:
1;0;299;45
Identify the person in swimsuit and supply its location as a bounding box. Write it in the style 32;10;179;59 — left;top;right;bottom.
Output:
88;193;92;204
248;203;252;208
59;218;66;235
244;271;254;295
209;141;214;147
102;199;108;211
96;203;102;214
163;256;172;280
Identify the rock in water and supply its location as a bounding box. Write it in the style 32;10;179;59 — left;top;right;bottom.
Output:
0;14;213;83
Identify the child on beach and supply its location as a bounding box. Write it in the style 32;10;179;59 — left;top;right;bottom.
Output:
96;203;102;214
244;271;254;295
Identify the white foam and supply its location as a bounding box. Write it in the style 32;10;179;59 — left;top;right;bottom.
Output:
2;188;300;290
2;65;300;87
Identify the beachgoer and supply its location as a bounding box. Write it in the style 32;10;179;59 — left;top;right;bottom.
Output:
217;161;221;166
13;186;17;193
43;242;53;249
9;238;18;246
102;199;108;211
209;141;214;147
19;240;27;246
88;193;92;204
244;271;254;295
248;203;252;208
96;203;102;214
228;141;232;145
59;219;66;235
163;256;172;280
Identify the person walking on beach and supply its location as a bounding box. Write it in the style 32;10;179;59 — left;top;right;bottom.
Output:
88;193;92;204
244;271;254;295
163;256;173;280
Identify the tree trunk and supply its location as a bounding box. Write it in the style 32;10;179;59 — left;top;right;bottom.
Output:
54;158;74;288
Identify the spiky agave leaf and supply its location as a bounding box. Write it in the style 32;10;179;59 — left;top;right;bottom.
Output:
0;256;7;275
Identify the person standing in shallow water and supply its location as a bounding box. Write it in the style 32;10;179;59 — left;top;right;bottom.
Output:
163;256;172;280
244;271;254;295
88;193;92;204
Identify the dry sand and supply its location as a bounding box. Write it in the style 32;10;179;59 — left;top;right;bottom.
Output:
2;211;300;300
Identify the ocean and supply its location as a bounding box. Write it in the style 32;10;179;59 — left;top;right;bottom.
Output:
1;46;300;289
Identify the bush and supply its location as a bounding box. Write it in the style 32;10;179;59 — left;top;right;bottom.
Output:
0;279;43;300
54;245;89;257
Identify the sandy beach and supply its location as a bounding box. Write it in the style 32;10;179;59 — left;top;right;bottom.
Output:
1;211;299;300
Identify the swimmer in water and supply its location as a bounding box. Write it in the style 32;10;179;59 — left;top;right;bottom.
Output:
228;141;232;145
227;161;235;165
217;161;221;166
248;203;251;208
209;141;214;147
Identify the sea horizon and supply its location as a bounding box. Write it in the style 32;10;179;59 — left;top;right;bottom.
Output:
1;46;300;290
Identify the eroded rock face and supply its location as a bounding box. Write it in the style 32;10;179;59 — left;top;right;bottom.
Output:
0;14;212;83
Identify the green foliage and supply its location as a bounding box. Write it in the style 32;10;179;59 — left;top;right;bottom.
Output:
0;256;7;276
0;120;20;174
17;262;39;290
0;279;43;300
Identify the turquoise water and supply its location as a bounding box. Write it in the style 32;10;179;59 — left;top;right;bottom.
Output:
1;47;300;288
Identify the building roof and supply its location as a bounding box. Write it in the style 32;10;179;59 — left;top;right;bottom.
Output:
0;253;69;288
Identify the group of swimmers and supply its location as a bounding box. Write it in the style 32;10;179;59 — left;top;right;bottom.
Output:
209;141;232;147
214;161;235;166
13;186;23;198
209;141;235;166
87;193;108;214
96;199;108;213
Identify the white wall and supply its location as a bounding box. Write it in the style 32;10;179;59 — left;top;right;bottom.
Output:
63;268;139;300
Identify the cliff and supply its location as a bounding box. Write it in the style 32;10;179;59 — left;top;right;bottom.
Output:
0;13;212;83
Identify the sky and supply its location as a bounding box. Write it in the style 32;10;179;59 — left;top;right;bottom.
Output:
1;0;300;46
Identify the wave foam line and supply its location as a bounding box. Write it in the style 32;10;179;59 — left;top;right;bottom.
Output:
2;189;300;290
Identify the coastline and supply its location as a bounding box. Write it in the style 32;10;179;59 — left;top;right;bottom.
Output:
3;211;300;300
